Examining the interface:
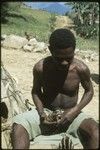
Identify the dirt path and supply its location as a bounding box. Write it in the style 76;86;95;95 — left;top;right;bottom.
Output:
2;47;99;121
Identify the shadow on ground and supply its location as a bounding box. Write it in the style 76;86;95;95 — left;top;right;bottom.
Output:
91;73;99;84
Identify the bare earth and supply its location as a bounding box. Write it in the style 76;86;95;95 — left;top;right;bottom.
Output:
2;47;99;121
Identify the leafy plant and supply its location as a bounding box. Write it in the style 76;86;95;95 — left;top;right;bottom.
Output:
66;2;99;39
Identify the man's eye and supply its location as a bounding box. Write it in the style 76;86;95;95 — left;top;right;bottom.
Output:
55;58;62;61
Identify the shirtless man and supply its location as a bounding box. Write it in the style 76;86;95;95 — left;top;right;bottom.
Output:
11;29;99;149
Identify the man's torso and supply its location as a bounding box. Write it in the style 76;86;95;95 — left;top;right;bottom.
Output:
35;56;83;110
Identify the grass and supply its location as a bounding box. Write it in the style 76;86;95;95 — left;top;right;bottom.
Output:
76;36;99;52
1;6;51;42
1;4;99;52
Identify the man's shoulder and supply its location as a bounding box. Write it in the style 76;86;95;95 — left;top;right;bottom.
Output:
74;58;90;73
33;56;52;72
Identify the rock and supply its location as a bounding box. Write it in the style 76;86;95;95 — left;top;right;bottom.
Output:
75;49;98;62
90;53;98;61
1;34;7;41
34;42;47;52
2;35;28;49
75;49;80;53
23;45;33;52
23;40;48;53
28;38;38;47
85;58;89;62
80;51;99;62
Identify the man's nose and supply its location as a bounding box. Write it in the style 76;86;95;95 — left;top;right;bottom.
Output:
61;60;68;65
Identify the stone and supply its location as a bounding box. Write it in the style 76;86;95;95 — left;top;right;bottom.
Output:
1;34;7;41
90;53;98;61
28;38;38;46
23;45;33;52
34;42;47;52
2;35;28;49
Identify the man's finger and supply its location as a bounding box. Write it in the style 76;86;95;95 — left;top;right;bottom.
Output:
44;120;57;125
57;119;68;128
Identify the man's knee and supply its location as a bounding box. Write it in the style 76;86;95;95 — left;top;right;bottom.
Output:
90;122;99;140
85;119;98;138
12;122;30;138
88;121;99;148
11;123;30;149
79;118;98;134
11;123;26;135
79;118;99;148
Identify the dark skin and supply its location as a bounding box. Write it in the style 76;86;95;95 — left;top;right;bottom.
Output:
11;47;99;149
32;47;93;124
31;47;99;148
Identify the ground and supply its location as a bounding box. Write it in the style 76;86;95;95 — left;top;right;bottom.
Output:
2;47;99;121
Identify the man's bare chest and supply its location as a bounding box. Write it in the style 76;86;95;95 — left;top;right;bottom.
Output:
42;68;80;93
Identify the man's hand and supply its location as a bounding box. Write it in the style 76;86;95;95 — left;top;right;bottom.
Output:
57;107;79;127
40;112;57;126
40;112;47;123
40;112;58;134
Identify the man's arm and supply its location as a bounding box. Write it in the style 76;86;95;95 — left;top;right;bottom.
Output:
57;64;94;125
76;64;94;111
31;64;45;117
31;64;57;125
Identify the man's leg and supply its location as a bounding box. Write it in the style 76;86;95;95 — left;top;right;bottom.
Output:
11;123;30;149
78;118;99;149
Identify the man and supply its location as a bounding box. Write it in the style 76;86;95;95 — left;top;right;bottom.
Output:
11;29;99;149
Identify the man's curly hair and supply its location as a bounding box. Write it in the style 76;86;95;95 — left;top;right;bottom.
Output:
49;28;76;52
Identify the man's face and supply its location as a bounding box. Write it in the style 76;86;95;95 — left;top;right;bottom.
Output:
52;47;74;70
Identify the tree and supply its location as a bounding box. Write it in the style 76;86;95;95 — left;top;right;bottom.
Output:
1;2;24;23
65;2;99;39
1;2;9;23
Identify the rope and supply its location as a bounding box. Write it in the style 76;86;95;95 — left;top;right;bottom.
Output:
1;63;28;120
1;63;30;149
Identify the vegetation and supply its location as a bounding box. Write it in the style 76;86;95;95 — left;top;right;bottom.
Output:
49;13;56;33
76;35;99;52
1;2;51;42
1;2;99;51
66;2;99;39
